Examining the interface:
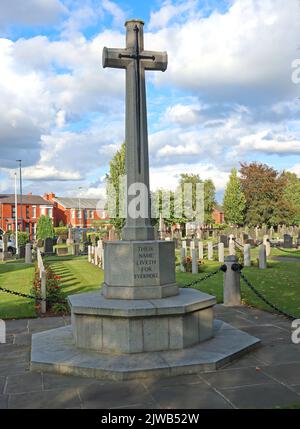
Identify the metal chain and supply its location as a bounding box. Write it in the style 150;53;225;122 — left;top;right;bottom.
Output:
231;264;298;320
182;264;227;288
269;241;300;254
0;286;67;305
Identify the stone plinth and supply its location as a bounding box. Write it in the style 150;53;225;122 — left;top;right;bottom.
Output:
30;320;260;381
103;240;178;299
69;289;215;354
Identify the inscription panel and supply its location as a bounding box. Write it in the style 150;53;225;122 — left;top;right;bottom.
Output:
133;244;159;285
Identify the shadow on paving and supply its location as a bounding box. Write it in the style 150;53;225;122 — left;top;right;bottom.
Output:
1;306;300;409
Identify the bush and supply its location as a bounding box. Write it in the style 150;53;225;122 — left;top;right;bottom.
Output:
36;215;54;240
182;256;205;273
11;231;29;246
31;263;69;315
54;227;68;239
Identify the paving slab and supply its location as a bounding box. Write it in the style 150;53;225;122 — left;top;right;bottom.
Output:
8;388;82;409
219;383;300;409
1;305;299;409
0;376;5;394
79;381;152;409
147;384;233;409
0;395;8;409
261;362;300;386
200;367;274;389
5;372;43;394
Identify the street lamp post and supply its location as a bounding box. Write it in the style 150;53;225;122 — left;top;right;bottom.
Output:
16;160;23;232
14;173;19;256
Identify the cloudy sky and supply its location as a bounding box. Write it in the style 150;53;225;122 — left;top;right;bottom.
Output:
0;0;300;202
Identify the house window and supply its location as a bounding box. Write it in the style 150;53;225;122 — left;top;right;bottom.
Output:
48;208;53;218
32;206;36;218
71;209;75;219
84;209;87;220
78;210;81;219
12;206;16;218
26;206;30;218
90;210;94;219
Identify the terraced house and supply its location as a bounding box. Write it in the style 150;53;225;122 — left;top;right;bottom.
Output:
0;193;54;238
43;193;109;228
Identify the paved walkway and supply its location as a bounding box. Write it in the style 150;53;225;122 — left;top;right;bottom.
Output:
1;305;300;409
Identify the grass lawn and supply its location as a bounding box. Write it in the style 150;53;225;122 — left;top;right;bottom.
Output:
0;251;299;320
0;260;36;319
176;257;300;318
45;255;103;296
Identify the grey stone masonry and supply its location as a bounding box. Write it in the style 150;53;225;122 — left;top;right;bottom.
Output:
243;244;251;267
103;240;178;299
69;289;216;354
25;243;32;264
103;20;167;241
223;256;241;306
259;244;267;269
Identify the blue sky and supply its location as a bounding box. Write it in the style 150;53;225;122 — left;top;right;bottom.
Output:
0;0;300;203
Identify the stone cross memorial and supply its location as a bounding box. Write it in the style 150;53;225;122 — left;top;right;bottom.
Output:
30;19;260;380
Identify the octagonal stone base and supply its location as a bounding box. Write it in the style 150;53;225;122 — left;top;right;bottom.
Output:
69;289;216;354
103;240;178;299
30;320;260;381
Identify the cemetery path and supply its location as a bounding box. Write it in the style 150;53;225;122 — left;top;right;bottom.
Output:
0;306;300;409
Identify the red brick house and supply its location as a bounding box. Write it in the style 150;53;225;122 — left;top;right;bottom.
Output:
44;193;109;228
213;205;225;224
0;194;54;238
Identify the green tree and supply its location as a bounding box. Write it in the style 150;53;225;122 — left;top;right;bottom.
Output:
36;215;54;240
178;174;216;224
282;171;300;225
223;168;246;225
239;162;294;226
106;142;126;232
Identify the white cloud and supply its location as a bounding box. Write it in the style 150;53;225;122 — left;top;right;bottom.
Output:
149;163;230;192
148;0;300;103
102;0;126;26
234;130;300;156
148;0;199;30
0;0;67;30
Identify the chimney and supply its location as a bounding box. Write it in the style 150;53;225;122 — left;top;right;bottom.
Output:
44;193;56;201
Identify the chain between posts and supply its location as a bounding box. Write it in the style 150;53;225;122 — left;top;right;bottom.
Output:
0;286;67;305
182;264;227;288
231;263;297;320
269;241;300;254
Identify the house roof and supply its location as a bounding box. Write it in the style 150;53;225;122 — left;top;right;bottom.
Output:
214;204;224;213
54;197;104;209
0;194;53;205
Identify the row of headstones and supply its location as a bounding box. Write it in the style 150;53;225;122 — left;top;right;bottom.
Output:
180;241;268;273
88;241;104;269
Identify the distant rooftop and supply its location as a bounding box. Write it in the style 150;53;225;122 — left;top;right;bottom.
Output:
0;194;53;205
54;197;104;209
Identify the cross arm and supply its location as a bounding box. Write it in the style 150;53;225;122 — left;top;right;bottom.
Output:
102;47;130;69
142;50;168;72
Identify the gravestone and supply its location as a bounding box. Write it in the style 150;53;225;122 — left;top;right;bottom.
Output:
259;244;267;269
31;19;260;380
72;243;80;256
66;226;74;245
25;243;32;264
44;237;54;255
219;235;229;248
0;234;10;261
56;247;68;256
218;242;224;263
283;234;293;249
244;244;251;267
19;245;25;258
